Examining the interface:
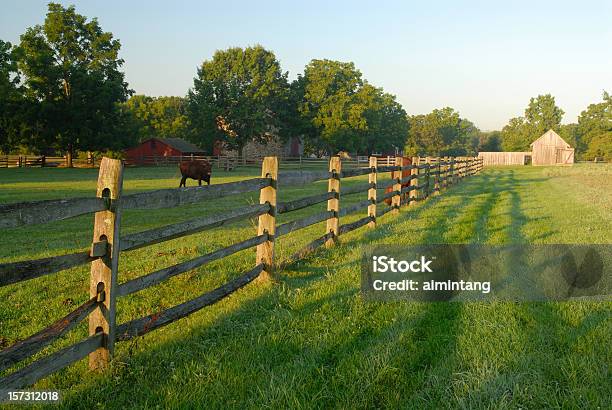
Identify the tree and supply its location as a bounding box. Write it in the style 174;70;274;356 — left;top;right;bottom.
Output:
357;84;408;155
298;59;367;153
501;116;530;151
525;94;564;136
477;131;502;152
16;3;131;166
187;45;289;154
0;39;27;153
559;123;580;154
123;95;189;141
577;91;612;160
406;107;479;156
0;39;17;152
501;94;565;151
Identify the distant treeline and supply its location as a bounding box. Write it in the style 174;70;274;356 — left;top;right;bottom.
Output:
1;3;610;165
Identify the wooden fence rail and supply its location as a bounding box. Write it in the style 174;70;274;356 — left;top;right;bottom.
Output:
0;155;483;393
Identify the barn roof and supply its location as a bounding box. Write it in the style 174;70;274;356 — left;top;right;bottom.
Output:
156;138;204;153
530;129;571;148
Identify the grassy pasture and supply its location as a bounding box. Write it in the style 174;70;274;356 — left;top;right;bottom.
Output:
0;164;611;408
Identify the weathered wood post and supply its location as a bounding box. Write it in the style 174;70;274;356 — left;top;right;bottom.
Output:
326;156;341;247
89;157;124;371
368;156;377;228
442;157;449;189
456;157;461;181
409;156;419;205
392;156;402;213
434;157;440;195
424;157;432;199
455;157;460;183
256;157;278;281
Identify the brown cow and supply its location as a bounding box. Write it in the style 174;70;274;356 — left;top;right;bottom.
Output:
385;156;413;205
179;160;212;187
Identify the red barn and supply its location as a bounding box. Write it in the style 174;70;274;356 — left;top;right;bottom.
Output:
125;138;205;165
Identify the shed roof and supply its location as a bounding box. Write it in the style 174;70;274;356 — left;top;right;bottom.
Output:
530;129;571;148
154;138;204;153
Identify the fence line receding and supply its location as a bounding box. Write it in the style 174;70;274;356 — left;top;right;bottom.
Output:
0;155;483;392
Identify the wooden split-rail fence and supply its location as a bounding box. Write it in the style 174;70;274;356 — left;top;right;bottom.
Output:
0;155;99;168
0;155;483;393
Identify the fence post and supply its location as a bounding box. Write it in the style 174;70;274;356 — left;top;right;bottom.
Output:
434;157;440;195
392;156;402;213
409;156;419;205
256;157;278;281
89;157;124;371
445;158;449;184
326;156;341;247
424;157;431;199
368;156;377;228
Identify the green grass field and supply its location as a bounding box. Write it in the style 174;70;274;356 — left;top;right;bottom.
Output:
1;164;611;409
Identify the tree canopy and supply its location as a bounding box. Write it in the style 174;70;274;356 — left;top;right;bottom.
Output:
0;39;23;153
295;59;408;155
577;91;612;160
123;95;189;142
187;45;290;153
12;2;131;165
501;94;564;151
406;107;479;156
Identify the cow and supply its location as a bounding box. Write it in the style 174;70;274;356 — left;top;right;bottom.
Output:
384;156;413;205
179;160;212;187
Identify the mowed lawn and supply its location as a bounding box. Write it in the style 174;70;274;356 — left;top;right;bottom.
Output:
0;164;611;409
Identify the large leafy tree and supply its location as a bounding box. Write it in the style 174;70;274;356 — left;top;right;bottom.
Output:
577;91;612;160
187;45;289;153
477;131;503;152
406;107;479;156
501;116;531;151
298;59;366;153
501;94;564;151
17;3;131;165
525;94;564;136
0;39;23;153
123;95;189;141
294;60;409;155
357;83;408;155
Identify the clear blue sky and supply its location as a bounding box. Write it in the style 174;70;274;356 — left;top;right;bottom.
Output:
2;0;611;130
